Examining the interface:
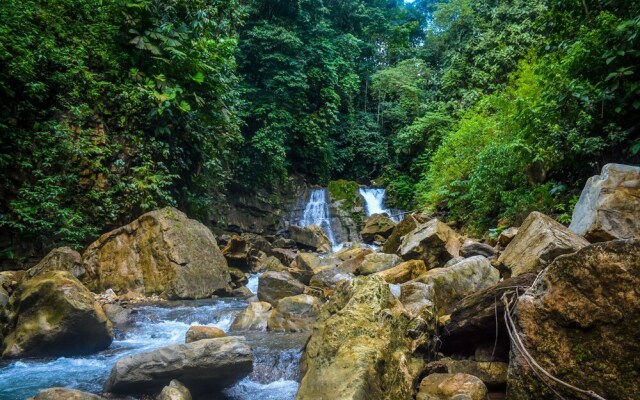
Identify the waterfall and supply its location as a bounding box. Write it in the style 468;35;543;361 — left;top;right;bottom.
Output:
299;188;338;248
358;188;401;222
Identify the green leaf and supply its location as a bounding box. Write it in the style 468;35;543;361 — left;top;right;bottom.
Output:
178;101;191;112
192;72;205;84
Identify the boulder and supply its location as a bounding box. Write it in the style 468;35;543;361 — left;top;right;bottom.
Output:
257;271;307;306
506;239;640;400
398;219;460;268
416;373;489;400
296;276;423;400
413;256;499;316
569;163;640;242
185;326;226;343
309;267;354;289
0;287;8;307
1;271;113;358
399;281;435;319
230;302;273;331
441;274;537;355
82;208;231;299
26;247;84;279
255;255;287;273
460;241;497;259
268;294;319;332
272;238;296;249
30;388;104;400
291;253;339;284
335;247;373;273
102;303;133;327
382;213;429;254
290;225;332;253
271;248;298;267
427;359;508;389
497;227;518;247
104;337;253;395
497;211;589;277
158;380;192;400
221;235;252;270
360;214;396;243
375;260;427;284
357;253;402;275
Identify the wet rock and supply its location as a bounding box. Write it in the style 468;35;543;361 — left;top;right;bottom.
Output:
497;211;588;277
398;219;460;268
360;214;396;243
441;274;537;355
413;256;499;316
296;276;423;400
268;294;319;332
158;380;192;400
569;163;640;242
290;225;331;253
257;271;307;306
497;227;518;248
506;239;640;400
416;373;489;400
460;241;497;259
1;271;114;358
375;260;427;284
102;303;132;327
31;388;104;400
230;302;273;331
357;253;402;275
104;336;253;395
231;286;254;298
185;326;226;343
82;208;231;299
26;247;84;279
382;213;429;254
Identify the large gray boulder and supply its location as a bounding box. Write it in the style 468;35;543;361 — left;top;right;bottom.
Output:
398;219;460;268
83;208;231;299
2;271;113;358
104;337;252;395
296;276;423;400
506;240;640;400
498;211;589;277
569;163;640;242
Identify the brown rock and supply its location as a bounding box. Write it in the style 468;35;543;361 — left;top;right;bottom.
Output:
429;359;508;389
185;326;226;343
506;239;640;400
82;208;231;299
221;235;252;271
158;380;192;400
375;260;427;284
267;294;319;332
31;388;104;400
398;219;460;268
497;211;589;277
290;225;332;253
497;227;518;247
382;213;429;254
416;373;489;400
460;241;497;259
257;271;307;305
357;253;402;275
360;214;396;243
26;247;84;279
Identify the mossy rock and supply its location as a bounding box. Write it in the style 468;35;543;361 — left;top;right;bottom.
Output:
328;180;361;210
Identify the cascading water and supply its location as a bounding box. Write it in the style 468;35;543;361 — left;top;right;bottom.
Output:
358;188;401;223
299;188;339;250
0;299;306;400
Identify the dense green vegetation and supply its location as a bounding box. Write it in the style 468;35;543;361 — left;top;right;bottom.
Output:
0;0;638;259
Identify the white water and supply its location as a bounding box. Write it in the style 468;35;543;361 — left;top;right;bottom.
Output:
246;273;261;294
299;188;339;250
358;188;401;222
0;299;305;400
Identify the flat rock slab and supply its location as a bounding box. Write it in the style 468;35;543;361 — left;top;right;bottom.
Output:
104;336;252;395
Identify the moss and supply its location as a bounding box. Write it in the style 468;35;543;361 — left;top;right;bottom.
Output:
328;180;361;209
